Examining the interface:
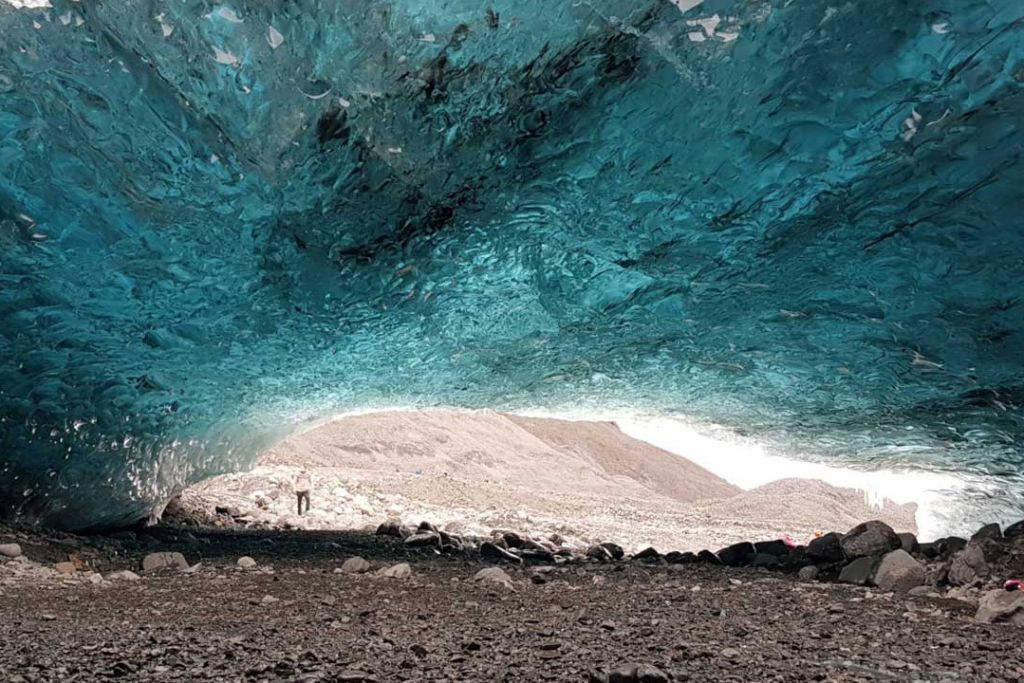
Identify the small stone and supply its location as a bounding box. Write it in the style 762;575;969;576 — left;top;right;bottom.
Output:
88;573;104;585
376;521;411;539
237;556;258;569
721;647;741;659
377;562;412;579
0;543;22;559
55;561;77;575
260;595;279;605
340;556;371;574
586;545;614;563
600;543;625;560
636;664;670;683
797;566;820;581
141;552;188;572
107;570;141;581
608;664;638;683
475;567;515;591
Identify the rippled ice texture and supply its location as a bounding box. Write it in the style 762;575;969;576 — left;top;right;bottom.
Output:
0;0;1022;528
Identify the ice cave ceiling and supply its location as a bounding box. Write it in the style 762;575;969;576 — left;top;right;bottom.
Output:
0;0;1022;528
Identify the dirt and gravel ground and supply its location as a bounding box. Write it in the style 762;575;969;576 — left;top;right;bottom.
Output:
1;526;1021;683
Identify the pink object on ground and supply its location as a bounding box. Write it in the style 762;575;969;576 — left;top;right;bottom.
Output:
1004;579;1022;591
783;534;797;548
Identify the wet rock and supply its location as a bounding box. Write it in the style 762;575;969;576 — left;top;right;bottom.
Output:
841;521;900;560
971;523;1002;541
975;590;1024;625
664;551;697;565
717;542;756;567
1004;519;1024;539
481;542;522;564
838;557;876;586
417;521;440;534
404;531;441;549
340;557;371;574
897;533;919;554
806;533;843;564
475;567;515;591
0;543;22;559
873;549;925;592
141;552;188;572
55;561;77;575
797;566;819;581
377;563;412;579
237;556;258;569
375;521;411;539
697;550;722;565
633;547;661;563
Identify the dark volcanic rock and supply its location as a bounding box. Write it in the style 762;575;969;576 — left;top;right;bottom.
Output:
664;551;698;565
838;557;877;586
1005;520;1024;539
975;590;1024;625
697;550;722;565
971;523;1002;541
948;543;990;586
751;553;781;569
404;531;441;549
717;542;757;567
633;547;661;562
480;542;522;564
785;545;809;568
753;540;790;558
600;543;625;560
935;536;968;559
375;521;411;539
417;521;440;534
806;532;844;563
499;531;524;548
840;521;900;560
897;532;919;554
587;545;615;563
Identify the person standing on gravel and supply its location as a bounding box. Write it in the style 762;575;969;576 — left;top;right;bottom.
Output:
295;469;312;515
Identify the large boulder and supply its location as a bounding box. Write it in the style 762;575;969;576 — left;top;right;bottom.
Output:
697;550;722;565
375;521;411;539
873;550;926;592
975;590;1024;625
717;542;757;567
897;533;919;554
806;533;844;564
841;521;900;560
838;557;877;586
971;523;1002;542
753;540;791;558
937;544;987;589
935;536;968;559
1005;520;1024;539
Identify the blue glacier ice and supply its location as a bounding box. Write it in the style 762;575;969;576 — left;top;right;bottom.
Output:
0;0;1022;529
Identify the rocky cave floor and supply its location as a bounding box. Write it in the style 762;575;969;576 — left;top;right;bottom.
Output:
2;522;1024;683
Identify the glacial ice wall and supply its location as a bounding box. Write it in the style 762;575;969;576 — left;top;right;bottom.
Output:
0;0;1022;528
